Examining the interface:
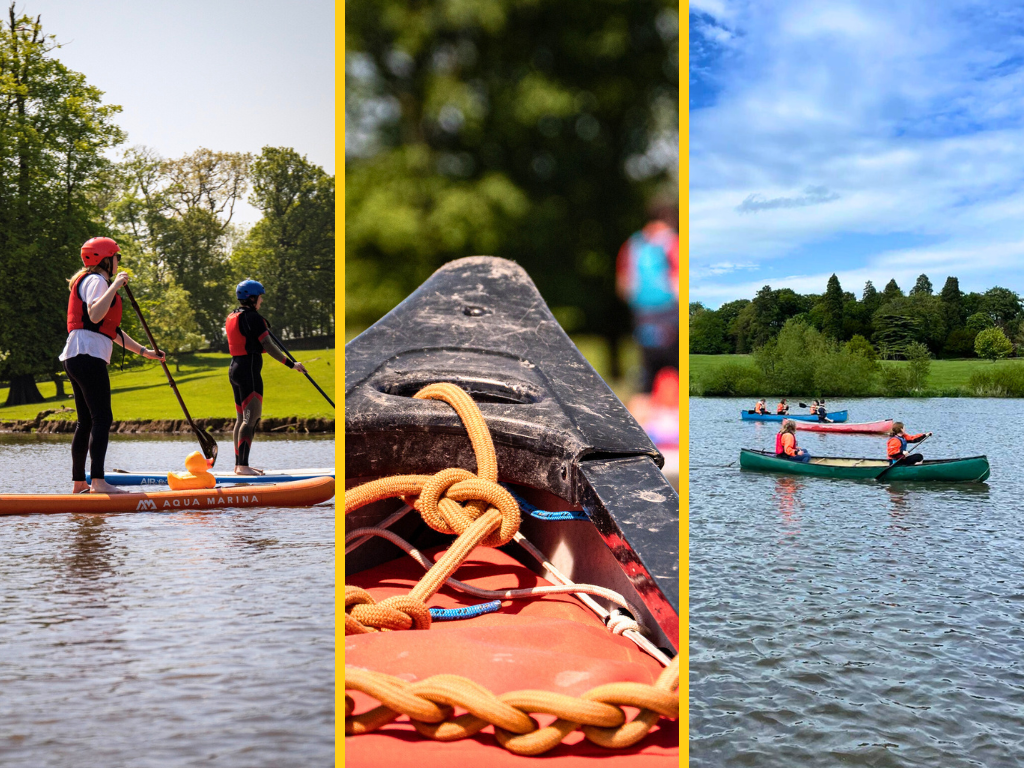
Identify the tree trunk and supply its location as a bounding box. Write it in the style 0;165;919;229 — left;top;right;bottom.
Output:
52;372;66;398
606;332;622;381
6;374;44;406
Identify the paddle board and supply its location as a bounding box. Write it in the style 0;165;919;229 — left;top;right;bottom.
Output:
87;467;335;486
0;477;335;515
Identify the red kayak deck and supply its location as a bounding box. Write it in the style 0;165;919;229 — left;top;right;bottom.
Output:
345;545;679;766
0;476;335;515
794;419;893;434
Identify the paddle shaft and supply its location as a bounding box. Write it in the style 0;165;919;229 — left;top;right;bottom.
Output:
265;328;335;408
122;284;218;464
876;435;930;480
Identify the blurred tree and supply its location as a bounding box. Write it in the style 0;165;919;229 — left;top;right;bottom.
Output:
0;6;124;404
345;0;678;369
882;279;903;303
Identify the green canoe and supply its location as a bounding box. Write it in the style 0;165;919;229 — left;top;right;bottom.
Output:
740;449;991;482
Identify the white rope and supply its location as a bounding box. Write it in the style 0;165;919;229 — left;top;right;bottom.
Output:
344;524;672;667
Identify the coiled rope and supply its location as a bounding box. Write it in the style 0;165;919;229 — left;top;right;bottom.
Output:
344;382;678;754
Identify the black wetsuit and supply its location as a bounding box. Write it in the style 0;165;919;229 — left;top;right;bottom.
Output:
225;306;293;466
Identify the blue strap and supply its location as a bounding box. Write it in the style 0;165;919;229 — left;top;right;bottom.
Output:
501;484;591;521
429;601;502;621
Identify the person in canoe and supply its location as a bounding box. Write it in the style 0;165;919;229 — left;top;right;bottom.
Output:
886;422;932;465
754;398;768;414
225;279;307;475
776;420;810;462
810;400;833;423
776;398;789;414
61;237;166;494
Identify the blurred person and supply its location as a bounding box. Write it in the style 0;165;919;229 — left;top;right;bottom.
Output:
616;195;679;393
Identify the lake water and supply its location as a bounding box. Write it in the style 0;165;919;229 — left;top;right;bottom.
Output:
689;397;1024;767
0;434;335;767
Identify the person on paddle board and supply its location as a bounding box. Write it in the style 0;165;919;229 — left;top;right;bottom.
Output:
60;237;165;494
225;279;307;475
776;398;789;415
886;422;931;465
776;420;810;462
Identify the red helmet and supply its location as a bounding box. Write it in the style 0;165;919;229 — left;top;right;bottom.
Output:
80;237;120;267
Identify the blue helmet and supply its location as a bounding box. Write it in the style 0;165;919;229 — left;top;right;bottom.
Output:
236;279;265;301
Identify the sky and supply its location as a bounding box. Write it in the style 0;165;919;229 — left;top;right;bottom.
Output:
30;0;334;225
689;0;1024;307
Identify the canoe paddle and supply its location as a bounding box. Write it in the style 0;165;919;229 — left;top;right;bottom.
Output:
875;435;930;481
122;284;219;466
265;328;335;408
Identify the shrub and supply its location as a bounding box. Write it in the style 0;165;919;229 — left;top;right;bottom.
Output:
974;326;1013;361
905;342;932;391
694;361;765;396
966;363;1024;397
813;347;880;396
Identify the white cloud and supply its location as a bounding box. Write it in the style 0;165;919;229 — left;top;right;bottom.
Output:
689;1;1024;304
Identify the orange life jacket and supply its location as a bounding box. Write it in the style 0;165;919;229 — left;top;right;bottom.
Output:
776;403;787;414
755;402;767;414
887;433;924;460
776;432;797;456
67;273;122;340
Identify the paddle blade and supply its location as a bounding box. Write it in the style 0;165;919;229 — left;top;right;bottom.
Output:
194;426;219;467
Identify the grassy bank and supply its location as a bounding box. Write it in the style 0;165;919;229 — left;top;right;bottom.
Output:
689;354;1024;397
0;349;336;421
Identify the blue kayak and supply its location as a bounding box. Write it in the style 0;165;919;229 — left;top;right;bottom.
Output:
740;410;848;423
87;467;335;486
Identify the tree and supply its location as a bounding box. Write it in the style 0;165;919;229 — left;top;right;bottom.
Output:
233;147;335;340
980;287;1022;328
939;276;964;330
872;300;921;358
882;278;903;303
689;308;728;354
845;334;877;361
0;6;125;404
345;0;678;369
966;312;993;333
910;274;933;296
821;273;844;339
974;326;1013;361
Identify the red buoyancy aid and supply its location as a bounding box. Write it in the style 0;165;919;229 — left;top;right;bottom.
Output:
67;273;122;340
225;307;267;356
776;432;784;455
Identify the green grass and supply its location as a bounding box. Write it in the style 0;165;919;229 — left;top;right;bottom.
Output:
0;349;336;421
688;354;1020;395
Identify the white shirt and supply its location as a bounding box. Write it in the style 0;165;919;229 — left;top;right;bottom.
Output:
59;273;116;363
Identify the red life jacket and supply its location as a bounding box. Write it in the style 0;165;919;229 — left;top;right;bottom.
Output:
225;307;267;356
775;432;785;455
67;273;122;340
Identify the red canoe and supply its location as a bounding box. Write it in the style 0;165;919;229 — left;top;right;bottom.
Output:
794;419;893;434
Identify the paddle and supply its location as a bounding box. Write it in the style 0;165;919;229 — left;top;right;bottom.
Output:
875;435;930;481
122;284;219;466
265;328;335;408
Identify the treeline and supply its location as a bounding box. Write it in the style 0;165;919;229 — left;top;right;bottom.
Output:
691;273;1022;360
0;8;334;404
691;319;1024;398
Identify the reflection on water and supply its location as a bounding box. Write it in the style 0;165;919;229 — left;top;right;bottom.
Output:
0;435;334;767
690;397;1024;767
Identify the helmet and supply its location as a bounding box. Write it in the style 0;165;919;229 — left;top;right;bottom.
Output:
236;279;265;301
80;237;120;267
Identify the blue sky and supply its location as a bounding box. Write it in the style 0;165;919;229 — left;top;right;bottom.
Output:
33;0;334;225
689;0;1024;307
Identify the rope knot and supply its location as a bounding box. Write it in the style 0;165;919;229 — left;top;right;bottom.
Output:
345;586;432;633
416;468;521;547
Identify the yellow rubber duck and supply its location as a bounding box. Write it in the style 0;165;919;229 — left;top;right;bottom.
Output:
167;451;216;490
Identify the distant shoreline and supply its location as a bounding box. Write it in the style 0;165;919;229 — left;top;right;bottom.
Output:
0;412;334;435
